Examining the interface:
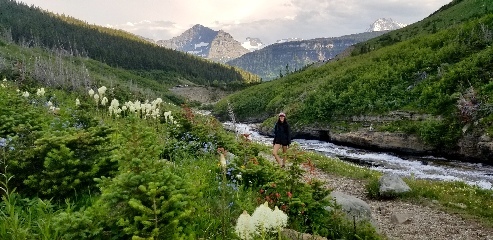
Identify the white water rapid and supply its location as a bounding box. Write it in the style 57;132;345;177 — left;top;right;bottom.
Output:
224;122;493;190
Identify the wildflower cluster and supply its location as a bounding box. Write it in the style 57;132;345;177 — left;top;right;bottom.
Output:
46;100;60;113
234;201;288;240
11;85;61;113
258;183;294;213
121;98;164;119
36;88;45;96
87;86;177;121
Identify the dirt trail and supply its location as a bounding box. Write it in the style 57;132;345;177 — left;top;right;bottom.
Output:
260;152;493;240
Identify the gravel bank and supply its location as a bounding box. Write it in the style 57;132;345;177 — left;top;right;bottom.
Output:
261;152;493;240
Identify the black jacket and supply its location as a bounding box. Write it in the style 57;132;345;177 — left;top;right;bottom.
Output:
273;121;291;146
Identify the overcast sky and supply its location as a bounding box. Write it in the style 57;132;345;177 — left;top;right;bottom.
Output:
18;0;451;45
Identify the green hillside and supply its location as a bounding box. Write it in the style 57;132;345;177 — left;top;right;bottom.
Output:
214;0;493;159
1;1;493;238
0;0;260;87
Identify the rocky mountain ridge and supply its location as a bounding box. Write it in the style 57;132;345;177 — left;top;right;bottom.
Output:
226;31;389;81
366;18;407;32
156;24;249;63
156;18;405;68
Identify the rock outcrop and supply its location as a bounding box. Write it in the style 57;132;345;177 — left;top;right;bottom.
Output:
157;24;248;63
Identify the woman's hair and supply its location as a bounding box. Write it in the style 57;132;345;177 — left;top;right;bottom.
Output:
277;116;288;125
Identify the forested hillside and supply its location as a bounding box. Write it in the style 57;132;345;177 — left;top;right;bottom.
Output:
0;0;260;86
214;0;493;162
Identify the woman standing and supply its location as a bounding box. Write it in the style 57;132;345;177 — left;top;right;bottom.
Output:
272;112;291;167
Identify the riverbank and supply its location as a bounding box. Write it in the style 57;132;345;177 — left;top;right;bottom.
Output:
227;121;493;239
255;120;493;165
232;122;493;190
259;150;493;240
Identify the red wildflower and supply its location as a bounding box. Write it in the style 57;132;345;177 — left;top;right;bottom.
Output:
287;192;293;198
281;204;287;211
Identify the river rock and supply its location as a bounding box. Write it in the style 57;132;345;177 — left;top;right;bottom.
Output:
390;213;413;224
324;191;376;227
281;229;327;240
379;173;411;197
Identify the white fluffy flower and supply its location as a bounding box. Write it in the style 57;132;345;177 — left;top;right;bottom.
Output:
22;91;29;98
101;97;108;106
88;89;94;97
235;210;256;240
251;201;274;233
36;88;45;96
93;94;99;104
109;99;121;116
163;111;172;122
110;98;119;108
75;98;80;106
97;86;107;96
271;206;288;231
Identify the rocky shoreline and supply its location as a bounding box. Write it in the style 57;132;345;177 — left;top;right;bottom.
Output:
256;122;493;165
170;85;493;164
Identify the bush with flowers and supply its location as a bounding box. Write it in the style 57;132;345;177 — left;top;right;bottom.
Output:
0;76;382;239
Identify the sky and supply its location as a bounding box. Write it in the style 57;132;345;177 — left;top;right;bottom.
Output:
18;0;452;45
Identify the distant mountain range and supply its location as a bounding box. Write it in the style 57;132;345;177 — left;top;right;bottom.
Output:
156;18;405;80
226;31;389;80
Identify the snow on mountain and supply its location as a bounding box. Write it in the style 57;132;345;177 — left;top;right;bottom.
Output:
275;37;303;44
366;18;407;32
156;24;249;62
241;37;264;51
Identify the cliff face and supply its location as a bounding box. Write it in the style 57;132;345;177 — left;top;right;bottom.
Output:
207;30;250;62
326;130;493;164
157;24;248;63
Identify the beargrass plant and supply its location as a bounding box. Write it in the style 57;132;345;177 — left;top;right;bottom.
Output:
0;79;384;239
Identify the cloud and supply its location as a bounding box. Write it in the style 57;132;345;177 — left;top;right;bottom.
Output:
217;0;451;44
110;20;182;41
19;0;451;45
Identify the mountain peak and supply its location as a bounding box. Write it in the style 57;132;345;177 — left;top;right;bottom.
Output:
191;24;206;29
366;18;406;32
156;24;248;63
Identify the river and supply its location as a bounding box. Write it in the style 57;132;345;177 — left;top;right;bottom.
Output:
223;122;493;190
